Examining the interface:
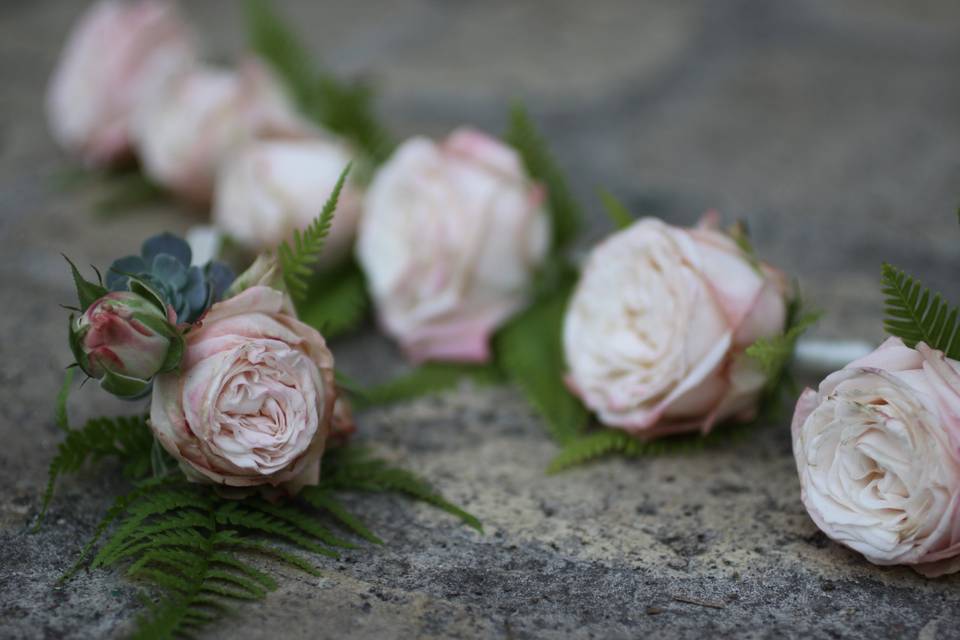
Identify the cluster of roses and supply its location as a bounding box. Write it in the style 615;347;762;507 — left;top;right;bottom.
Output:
69;235;352;495
51;0;960;579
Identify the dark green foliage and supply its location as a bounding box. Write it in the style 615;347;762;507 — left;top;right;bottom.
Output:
505;104;582;250
245;0;393;164
296;259;369;339
279;164;351;301
494;283;588;445
881;263;960;358
320;447;483;532
55;368;74;432
357;362;504;409
598;190;635;230
37;414;154;528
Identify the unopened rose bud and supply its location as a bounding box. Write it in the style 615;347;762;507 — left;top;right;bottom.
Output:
69;291;183;398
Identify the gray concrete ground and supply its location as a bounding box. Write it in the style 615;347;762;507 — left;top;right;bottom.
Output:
2;0;960;638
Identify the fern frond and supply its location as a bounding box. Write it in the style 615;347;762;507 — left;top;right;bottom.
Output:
299;489;383;544
505;103;581;250
881;263;960;358
494;285;588;444
296;259;370;338
215;503;340;558
321;447;482;531
279;164;351;301
54;367;74;432
746;305;820;393
357;362;503;409
37;414;154;528
245;499;356;549
598;190;634;230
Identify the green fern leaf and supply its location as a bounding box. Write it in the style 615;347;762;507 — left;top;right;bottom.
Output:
299;489;383;544
494;285;588;444
296;259;370;339
746;305;820;393
321;447;482;531
245;499;356;549
54;367;74;432
215;503;340;558
357;362;503;409
598;190;634;230
881;263;960;358
505;104;582;250
279;164;351;302
37;414;154;528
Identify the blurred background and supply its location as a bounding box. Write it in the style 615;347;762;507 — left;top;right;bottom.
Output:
2;1;960;637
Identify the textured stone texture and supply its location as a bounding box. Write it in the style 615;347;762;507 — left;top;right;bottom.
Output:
3;1;960;638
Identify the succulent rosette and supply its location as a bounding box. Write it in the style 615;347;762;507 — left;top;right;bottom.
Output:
107;232;234;323
69;286;184;399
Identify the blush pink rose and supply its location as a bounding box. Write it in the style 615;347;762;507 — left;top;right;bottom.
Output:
356;128;550;363
132;58;311;203
792;338;960;577
150;285;337;494
46;0;195;166
212;138;361;267
563;215;788;437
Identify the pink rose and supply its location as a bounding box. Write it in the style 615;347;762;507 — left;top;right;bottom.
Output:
563;216;788;437
213;138;361;266
70;291;182;398
792;338;960;577
150;286;337;493
132;58;311;203
46;0;195;166
356;128;550;363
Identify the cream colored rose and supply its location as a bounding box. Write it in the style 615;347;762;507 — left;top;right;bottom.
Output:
792;338;960;577
150;285;336;493
132;58;311;203
563;216;788;437
357;128;550;363
46;0;195;166
213;138;361;266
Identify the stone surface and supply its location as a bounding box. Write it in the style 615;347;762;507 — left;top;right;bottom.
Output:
3;0;960;638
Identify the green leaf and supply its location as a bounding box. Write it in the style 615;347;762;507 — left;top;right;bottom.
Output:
745;306;820;393
357;362;504;409
300;489;383;545
322;447;482;532
245;0;392;164
880;263;960;358
296;259;369;339
55;367;74;432
64;254;108;310
598;190;634;230
505;103;581;250
494;284;588;444
279;164;351;302
36;414;154;529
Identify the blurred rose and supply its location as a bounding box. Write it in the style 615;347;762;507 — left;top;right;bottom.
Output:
150;285;337;493
133;58;311;203
213;138;361;266
792;338;960;577
563;216;788;437
47;0;195;166
357;128;550;363
70;290;182;398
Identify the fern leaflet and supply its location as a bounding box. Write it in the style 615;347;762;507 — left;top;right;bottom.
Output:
54;367;74;431
505;103;582;250
296;259;370;339
881;263;960;358
598;190;634;230
357;362;504;409
278;164;351;302
494;285;588;445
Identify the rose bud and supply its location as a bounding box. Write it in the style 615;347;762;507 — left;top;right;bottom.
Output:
213;138;362;267
792;338;960;577
563;216;789;437
357;128;550;363
70;290;184;399
150;285;337;494
132;58;311;203
46;0;195;166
